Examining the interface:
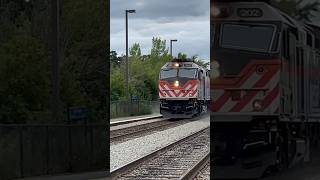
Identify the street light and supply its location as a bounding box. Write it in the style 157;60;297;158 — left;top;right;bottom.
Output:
170;39;178;57
51;0;60;122
125;9;136;103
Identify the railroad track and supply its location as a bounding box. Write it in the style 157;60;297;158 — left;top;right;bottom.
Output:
192;161;210;180
110;127;210;179
110;118;191;144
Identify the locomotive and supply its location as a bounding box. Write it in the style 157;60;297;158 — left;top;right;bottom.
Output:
159;59;210;118
211;0;320;178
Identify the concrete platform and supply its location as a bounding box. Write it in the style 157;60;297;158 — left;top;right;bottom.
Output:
18;170;109;180
110;114;162;125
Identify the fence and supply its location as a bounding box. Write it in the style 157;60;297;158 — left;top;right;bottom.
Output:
110;100;160;119
0;124;108;179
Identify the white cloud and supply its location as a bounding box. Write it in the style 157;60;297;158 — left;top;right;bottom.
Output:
110;0;210;61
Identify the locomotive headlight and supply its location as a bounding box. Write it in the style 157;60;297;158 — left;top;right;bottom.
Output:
174;80;179;87
212;61;220;69
174;63;179;67
212;69;220;79
252;99;263;111
211;6;230;18
211;6;221;17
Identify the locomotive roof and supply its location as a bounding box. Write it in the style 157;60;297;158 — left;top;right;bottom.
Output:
211;1;302;28
161;61;207;71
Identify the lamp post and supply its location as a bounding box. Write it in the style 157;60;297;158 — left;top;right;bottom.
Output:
51;0;60;122
125;9;136;102
170;39;177;57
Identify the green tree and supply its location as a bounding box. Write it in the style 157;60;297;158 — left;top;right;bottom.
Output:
150;37;169;59
271;0;320;22
191;55;210;69
0;35;50;123
129;43;141;58
110;50;122;68
177;52;187;59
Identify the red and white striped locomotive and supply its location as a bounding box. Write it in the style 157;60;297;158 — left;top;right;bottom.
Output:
211;0;320;179
159;59;209;118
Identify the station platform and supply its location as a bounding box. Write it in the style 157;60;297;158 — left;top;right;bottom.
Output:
110;113;162;124
19;170;109;180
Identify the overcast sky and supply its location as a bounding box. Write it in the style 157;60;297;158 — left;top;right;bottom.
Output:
110;0;210;61
110;0;320;61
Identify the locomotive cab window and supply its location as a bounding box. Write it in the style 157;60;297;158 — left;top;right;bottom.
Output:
178;68;197;78
160;68;197;79
160;69;177;79
220;23;276;52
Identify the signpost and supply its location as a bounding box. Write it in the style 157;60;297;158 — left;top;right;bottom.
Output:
68;106;87;123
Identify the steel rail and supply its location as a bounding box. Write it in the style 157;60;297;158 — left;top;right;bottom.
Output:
179;152;210;180
110;127;209;179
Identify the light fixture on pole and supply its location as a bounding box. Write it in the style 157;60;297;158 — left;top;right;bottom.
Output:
170;39;178;57
125;9;136;102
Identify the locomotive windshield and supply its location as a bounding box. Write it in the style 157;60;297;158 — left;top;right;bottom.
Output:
160;68;197;79
220;23;275;52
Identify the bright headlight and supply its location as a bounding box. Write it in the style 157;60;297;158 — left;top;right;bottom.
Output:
211;6;221;17
174;80;179;87
212;61;220;69
212;69;220;79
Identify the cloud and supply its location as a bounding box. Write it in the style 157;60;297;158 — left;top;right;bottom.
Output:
111;0;209;20
110;0;210;61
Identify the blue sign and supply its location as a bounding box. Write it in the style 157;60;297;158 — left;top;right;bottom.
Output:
69;106;87;121
131;96;139;102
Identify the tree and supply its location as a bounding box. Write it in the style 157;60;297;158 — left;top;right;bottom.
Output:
129;43;141;58
177;52;187;59
191;54;210;69
150;37;169;59
0;35;50;123
110;50;122;67
271;0;320;22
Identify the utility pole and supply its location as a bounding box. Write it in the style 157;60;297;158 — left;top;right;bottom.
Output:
170;39;177;57
51;0;60;122
125;9;136;102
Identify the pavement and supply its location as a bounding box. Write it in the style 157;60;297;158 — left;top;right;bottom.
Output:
110;113;161;123
18;170;110;180
19;114;161;180
110;113;162;124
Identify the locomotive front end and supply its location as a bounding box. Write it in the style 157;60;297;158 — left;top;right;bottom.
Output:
211;1;284;178
159;60;208;118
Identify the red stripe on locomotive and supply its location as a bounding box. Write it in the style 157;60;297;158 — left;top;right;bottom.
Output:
159;80;199;98
212;60;280;114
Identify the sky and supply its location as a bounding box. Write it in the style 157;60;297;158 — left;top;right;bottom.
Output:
110;0;210;61
110;0;320;62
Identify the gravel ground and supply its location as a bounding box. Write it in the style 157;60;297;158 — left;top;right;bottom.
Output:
118;128;209;179
194;162;210;180
110;116;210;172
110;120;191;145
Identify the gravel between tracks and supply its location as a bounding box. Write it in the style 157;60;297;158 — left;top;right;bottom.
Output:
110;116;210;172
110;120;191;145
193;162;210;180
